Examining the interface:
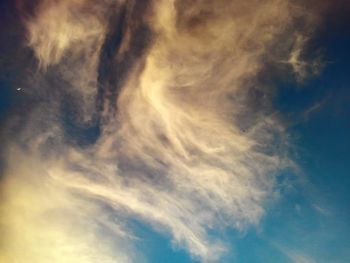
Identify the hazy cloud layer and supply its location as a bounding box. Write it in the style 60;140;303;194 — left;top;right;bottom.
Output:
0;0;321;262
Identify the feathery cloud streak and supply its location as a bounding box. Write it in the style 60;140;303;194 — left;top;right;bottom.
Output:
1;0;320;262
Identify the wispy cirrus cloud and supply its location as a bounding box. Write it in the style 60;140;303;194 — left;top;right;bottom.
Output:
1;0;321;262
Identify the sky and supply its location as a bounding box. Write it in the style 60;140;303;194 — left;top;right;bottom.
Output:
0;0;349;262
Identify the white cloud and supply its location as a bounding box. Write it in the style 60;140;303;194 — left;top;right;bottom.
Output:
1;0;319;262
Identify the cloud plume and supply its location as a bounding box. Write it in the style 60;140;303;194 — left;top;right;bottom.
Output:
1;0;320;262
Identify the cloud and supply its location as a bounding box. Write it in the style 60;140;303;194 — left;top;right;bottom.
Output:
0;147;139;263
281;247;316;263
1;0;321;262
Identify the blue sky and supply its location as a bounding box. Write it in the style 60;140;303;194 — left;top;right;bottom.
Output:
124;11;350;263
0;1;350;263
